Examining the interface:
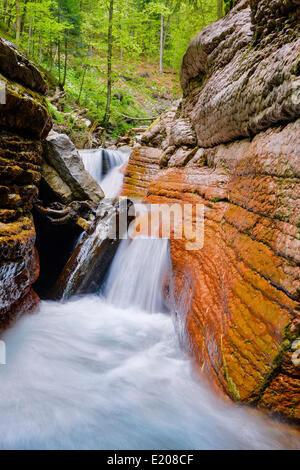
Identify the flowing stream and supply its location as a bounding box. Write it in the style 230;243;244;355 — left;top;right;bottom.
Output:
80;147;129;198
0;149;299;450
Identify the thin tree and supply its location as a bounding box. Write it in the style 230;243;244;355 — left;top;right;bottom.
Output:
159;12;164;73
15;1;21;41
217;0;223;19
102;0;114;128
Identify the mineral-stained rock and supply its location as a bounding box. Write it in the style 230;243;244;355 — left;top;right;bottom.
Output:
0;73;52;139
125;114;300;422
0;39;51;325
121;146;162;199
41;161;73;204
43;131;104;203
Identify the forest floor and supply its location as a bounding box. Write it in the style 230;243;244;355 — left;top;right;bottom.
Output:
0;24;181;147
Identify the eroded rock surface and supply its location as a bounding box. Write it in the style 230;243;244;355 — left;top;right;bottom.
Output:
43;131;104;203
180;0;300;147
0;44;51;324
122;0;300;422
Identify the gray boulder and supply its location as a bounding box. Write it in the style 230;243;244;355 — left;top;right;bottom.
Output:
43;131;104;203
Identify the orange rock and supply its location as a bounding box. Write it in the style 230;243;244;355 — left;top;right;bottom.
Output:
122;119;300;422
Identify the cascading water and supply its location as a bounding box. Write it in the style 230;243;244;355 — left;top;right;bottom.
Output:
105;237;169;313
0;149;299;450
0;235;299;449
80;148;129;198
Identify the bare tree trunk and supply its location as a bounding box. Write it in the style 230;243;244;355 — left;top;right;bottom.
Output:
77;66;88;105
102;0;114;128
58;40;62;88
62;35;68;88
27;21;32;55
159;13;164;73
15;1;21;42
217;0;223;20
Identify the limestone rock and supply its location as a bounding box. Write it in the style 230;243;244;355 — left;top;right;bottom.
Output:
43;131;104;203
0;38;47;93
142;119;300;422
180;1;300;147
41;161;73;204
0;73;52;139
121;146;162;199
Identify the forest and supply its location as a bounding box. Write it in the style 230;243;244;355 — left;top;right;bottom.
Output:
0;0;235;136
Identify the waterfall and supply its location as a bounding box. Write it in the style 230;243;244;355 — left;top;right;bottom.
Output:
0;145;298;450
105;237;169;313
80;148;129;198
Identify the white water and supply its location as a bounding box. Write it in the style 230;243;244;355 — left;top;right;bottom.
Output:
105;238;169;313
80;148;129;198
0;237;299;450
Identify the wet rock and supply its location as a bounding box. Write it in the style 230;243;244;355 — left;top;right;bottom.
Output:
52;199;134;299
0;73;51;139
33;199;97;298
121;147;162;199
140;119;300;422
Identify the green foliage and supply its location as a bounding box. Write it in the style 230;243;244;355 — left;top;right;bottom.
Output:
0;0;219;131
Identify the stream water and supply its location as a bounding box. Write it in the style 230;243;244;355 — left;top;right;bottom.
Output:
0;149;299;450
80;148;129;198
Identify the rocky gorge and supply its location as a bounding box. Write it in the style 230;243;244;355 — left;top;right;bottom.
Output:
123;0;300;422
0;0;299;446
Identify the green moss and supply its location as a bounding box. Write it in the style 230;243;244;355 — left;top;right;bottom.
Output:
209;197;228;203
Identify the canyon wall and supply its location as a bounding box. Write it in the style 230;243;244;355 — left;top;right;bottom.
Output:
0;38;52;325
123;0;300;421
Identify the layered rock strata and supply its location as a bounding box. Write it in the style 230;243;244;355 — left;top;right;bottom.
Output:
0;40;51;325
122;0;300;421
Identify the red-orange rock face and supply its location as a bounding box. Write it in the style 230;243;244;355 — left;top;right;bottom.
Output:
123;0;300;422
122;146;162;198
122;117;300;422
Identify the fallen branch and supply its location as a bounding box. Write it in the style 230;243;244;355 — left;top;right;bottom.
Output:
112;110;156;122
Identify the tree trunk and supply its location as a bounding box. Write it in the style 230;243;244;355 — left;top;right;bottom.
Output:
15;1;21;42
102;0;114;128
159;13;164;73
217;0;223;20
77;66;88;105
58;40;62;88
62;35;68;88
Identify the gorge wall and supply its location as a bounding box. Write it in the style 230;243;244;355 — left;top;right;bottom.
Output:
123;0;300;421
0;38;52;325
0;39;104;320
